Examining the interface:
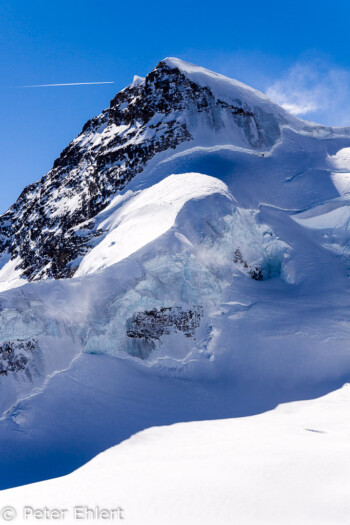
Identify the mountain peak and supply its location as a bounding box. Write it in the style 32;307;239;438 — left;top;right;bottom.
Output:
156;57;272;105
0;57;329;286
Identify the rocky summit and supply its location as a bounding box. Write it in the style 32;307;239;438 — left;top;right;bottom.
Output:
0;58;297;282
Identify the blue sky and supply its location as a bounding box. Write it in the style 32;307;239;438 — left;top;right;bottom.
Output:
1;0;350;212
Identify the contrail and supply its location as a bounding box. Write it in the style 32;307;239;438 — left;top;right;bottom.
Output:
18;81;115;88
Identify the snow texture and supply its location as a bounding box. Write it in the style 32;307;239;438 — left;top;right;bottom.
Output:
2;385;350;525
0;58;350;497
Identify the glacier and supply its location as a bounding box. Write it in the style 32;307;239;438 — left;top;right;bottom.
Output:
0;58;349;493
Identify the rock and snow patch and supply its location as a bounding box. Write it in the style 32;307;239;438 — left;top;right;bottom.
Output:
81;184;289;362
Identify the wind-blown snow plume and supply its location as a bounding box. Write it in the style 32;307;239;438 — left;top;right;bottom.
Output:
266;60;350;125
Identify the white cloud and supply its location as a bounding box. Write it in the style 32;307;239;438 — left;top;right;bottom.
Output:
266;61;350;126
187;51;350;126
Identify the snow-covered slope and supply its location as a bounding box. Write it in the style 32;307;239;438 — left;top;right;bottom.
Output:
0;58;350;490
0;57;344;283
3;385;350;525
75;172;232;276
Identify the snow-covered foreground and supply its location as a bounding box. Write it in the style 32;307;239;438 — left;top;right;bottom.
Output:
2;385;349;525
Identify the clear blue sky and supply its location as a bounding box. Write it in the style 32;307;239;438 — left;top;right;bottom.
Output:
1;0;349;213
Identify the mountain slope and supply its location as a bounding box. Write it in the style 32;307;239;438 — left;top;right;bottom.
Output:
0;57;339;284
3;385;350;525
0;58;350;489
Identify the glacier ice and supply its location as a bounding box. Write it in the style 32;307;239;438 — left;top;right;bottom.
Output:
82;176;289;363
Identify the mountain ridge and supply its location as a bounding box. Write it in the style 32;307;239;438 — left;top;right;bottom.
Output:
0;58;350;489
0;57;345;287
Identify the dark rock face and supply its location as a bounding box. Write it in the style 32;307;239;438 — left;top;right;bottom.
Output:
0;339;39;378
233;248;264;281
249;266;264;281
126;305;203;342
0;60;282;282
0;63;196;281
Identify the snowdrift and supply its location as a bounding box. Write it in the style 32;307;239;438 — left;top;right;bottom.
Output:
2;385;350;525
